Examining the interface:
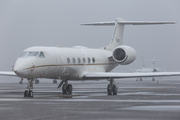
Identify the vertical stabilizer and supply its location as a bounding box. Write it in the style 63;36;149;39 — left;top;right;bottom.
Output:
81;18;175;51
106;18;125;50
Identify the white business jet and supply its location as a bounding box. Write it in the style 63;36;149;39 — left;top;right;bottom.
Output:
136;58;160;81
0;18;180;97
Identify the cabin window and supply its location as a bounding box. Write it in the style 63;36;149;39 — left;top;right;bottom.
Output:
39;52;45;58
92;57;95;63
83;58;86;63
73;58;76;63
78;58;81;63
67;58;70;63
88;57;91;63
28;52;39;57
19;52;28;58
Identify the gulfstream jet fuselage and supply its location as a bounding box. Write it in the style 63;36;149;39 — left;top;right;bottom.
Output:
14;46;120;80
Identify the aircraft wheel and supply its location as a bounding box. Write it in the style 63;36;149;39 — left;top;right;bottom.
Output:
29;90;33;97
107;84;112;95
112;84;117;95
62;84;67;94
19;81;23;84
152;78;155;81
53;79;57;84
67;84;73;94
35;79;39;84
24;90;28;97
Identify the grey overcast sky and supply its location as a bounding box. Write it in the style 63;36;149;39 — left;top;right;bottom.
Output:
0;0;180;72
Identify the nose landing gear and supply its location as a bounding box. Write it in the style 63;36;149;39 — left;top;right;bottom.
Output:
24;90;33;97
19;78;23;84
24;79;34;97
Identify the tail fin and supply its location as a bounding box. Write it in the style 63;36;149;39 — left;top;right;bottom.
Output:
81;18;175;51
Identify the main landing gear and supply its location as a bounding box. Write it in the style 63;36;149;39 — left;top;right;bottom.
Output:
35;78;39;84
136;78;143;81
53;79;57;84
107;78;118;95
24;79;34;97
57;80;73;95
62;83;72;95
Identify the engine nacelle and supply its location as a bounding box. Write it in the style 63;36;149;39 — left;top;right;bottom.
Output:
112;45;137;65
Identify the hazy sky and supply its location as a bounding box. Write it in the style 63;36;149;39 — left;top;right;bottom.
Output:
0;0;180;73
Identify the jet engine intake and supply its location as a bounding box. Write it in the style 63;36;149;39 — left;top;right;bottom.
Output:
112;45;137;65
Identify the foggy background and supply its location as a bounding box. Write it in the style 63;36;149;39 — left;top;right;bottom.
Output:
0;0;180;74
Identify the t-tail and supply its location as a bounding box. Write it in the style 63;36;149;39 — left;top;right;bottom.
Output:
81;18;175;51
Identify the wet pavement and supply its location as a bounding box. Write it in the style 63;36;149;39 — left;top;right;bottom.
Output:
0;78;180;120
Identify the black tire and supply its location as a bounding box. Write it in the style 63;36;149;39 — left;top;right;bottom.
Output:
112;84;117;95
35;80;39;84
62;84;67;94
19;81;23;84
24;90;28;97
29;90;33;97
107;84;112;95
67;84;73;94
53;79;57;84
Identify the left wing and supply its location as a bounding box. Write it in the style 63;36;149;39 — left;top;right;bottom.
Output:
82;72;180;79
0;71;17;77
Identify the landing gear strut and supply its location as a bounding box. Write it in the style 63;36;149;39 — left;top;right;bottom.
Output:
19;78;23;84
107;78;118;95
24;79;34;97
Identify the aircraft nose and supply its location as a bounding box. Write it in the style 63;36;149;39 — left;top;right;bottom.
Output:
14;59;28;78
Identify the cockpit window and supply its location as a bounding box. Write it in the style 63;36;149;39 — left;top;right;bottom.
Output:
19;52;28;58
39;52;45;58
28;52;39;57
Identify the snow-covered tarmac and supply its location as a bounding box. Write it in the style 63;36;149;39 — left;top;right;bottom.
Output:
0;77;180;120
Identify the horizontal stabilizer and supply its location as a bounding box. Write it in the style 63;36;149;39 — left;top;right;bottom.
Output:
81;21;115;26
81;18;175;26
117;21;176;25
